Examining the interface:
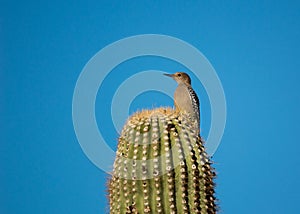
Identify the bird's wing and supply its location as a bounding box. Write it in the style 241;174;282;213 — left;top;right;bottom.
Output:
187;85;200;124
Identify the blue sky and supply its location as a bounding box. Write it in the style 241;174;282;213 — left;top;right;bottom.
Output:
1;1;300;213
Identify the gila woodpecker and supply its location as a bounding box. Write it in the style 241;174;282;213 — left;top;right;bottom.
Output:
164;72;200;134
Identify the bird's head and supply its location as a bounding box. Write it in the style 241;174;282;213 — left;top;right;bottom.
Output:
164;72;191;85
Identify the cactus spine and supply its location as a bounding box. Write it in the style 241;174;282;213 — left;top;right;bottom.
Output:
108;108;217;213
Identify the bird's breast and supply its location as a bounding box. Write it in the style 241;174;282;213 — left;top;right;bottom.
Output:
174;84;195;114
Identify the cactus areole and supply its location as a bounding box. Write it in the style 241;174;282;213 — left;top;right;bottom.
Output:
108;108;217;214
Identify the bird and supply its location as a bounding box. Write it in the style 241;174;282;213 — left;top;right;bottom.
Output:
164;72;200;134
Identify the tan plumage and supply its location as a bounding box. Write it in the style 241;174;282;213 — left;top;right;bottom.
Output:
164;72;200;134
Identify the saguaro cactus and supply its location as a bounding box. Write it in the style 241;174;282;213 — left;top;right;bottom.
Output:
108;108;217;213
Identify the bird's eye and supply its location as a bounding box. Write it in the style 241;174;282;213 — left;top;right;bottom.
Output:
177;73;181;77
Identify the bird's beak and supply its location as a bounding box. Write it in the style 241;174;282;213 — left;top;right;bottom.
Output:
164;73;173;78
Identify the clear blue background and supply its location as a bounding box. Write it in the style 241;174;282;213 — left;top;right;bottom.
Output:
1;1;300;213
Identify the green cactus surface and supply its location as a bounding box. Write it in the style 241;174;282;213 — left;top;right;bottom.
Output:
108;108;217;214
